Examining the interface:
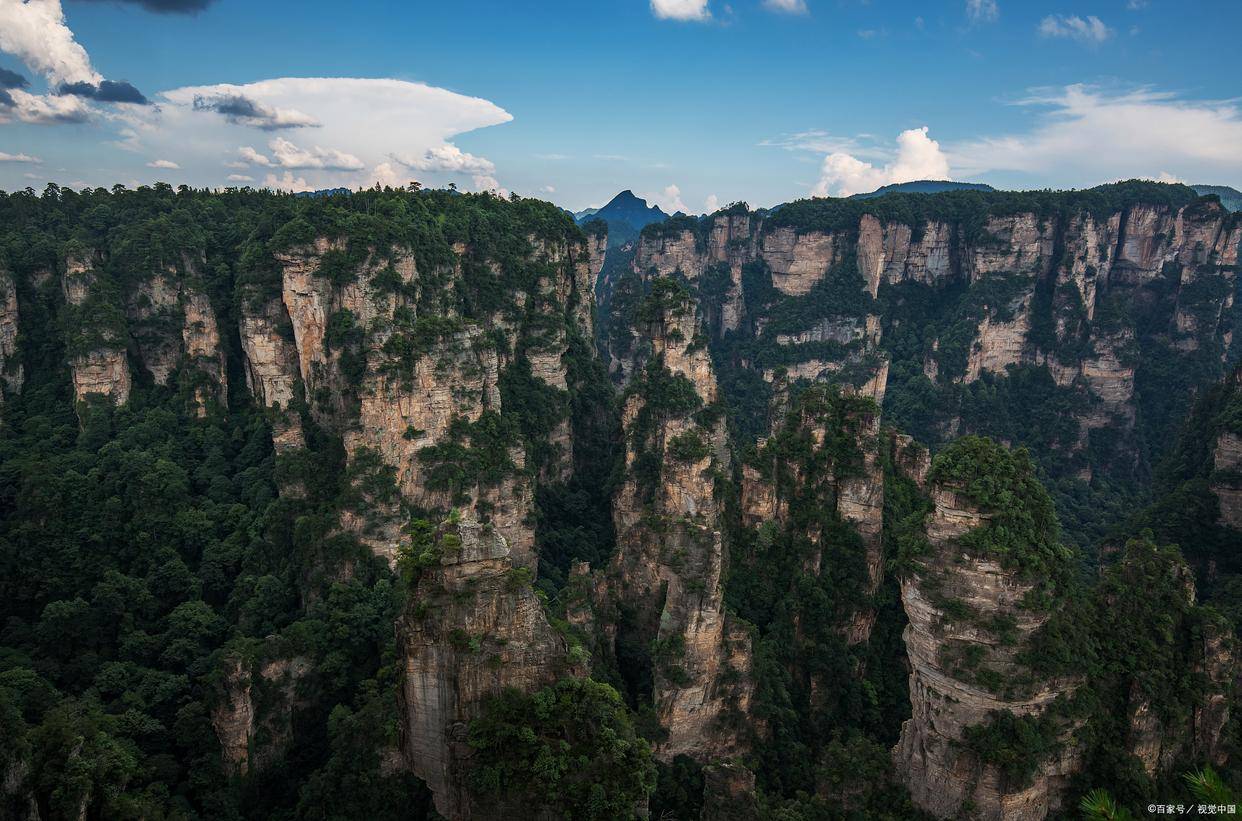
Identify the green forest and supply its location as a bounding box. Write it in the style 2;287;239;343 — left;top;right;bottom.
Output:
0;182;1239;820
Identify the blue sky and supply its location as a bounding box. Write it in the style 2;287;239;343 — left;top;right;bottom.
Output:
0;0;1239;211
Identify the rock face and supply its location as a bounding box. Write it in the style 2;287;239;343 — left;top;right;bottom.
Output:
1213;430;1242;530
0;267;22;401
62;252;132;406
398;514;577;820
739;383;886;645
894;477;1080;821
211;655;311;777
600;281;754;761
629;194;1241;478
126;255;228;412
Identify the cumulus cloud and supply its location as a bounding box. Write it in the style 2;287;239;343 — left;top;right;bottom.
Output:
0;0;148;124
0;0;98;86
263;171;312;192
1038;14;1112;43
146;158;179;169
267;137;364;171
0;151;40;163
763;0;807;14
813;126;950;197
643;184;689;213
966;0;999;24
397;143;495;175
226;173;254;182
73;0;217;12
234;138;363;171
651;0;710;21
0;87;91;123
192;93;318;129
704;193;720;213
949;84;1242;185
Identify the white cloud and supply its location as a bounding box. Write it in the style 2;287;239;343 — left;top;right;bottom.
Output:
0;151;40;163
651;0;710;21
1156;171;1183;184
268;137;364;171
704;193;720;213
226;173;254;182
1127;0;1148;8
949;84;1242;185
644;184;689;213
541;185;556;194
263;171;312;192
763;0;807;14
397;143;494;175
966;0;998;23
0;0;98;87
813;126;950;197
146;159;179;169
1038;14;1112;44
0;86;91;124
142;77;511;191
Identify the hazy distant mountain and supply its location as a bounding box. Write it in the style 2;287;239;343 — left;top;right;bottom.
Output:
575;190;668;247
851;180;996;199
1191;185;1242;211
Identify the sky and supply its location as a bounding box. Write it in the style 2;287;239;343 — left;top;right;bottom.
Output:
0;0;1239;212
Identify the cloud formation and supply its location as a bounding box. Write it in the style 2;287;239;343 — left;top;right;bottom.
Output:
813;126;950;197
949;84;1242;185
0;0;148;123
234;138;364;172
0;151;40;163
643;184;688;213
192;93;318;129
1038;14;1112;43
651;0;710;21
123;77;515;191
966;0;999;23
146;158;179;169
0;0;98;86
73;0;217;12
59;79;148;104
763;0;807;14
0;68;28;89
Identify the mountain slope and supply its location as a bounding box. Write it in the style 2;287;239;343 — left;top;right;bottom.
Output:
575;190;668;247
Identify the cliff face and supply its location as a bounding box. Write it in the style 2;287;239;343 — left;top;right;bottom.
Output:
62;252;132;406
627;191;1241;480
598;279;753;761
893;479;1081;821
0;267;22;402
398;514;579;819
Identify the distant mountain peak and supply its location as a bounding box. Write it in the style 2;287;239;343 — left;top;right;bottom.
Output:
575;189;669;248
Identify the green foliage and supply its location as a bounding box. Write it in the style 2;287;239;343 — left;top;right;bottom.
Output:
466;678;656;820
962;709;1065;789
927;436;1071;579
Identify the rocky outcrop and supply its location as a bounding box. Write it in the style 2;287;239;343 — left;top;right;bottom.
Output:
62;252;131;406
1211;430;1242;531
600;281;753;761
397;513;579;820
211;654;311;777
126;256;228;412
894;475;1081;820
239;297;304;452
0;267;22;401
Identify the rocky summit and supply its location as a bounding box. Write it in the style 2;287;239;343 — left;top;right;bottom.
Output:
1;181;1240;821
